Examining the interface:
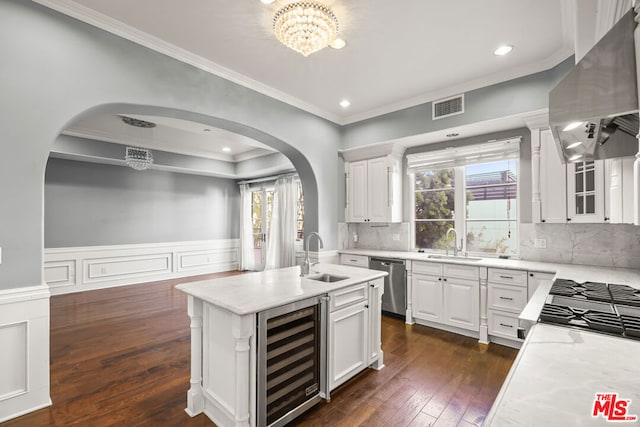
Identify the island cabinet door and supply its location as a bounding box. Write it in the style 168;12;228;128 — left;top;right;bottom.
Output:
328;300;369;391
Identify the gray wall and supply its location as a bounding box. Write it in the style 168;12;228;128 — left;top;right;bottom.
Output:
0;0;339;290
0;0;573;290
341;56;573;149
44;158;239;247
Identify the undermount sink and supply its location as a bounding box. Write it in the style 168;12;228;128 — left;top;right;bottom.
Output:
427;254;483;262
307;273;349;283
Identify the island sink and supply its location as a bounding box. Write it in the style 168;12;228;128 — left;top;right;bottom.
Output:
307;273;349;283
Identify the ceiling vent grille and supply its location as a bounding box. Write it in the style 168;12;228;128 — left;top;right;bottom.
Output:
432;94;465;120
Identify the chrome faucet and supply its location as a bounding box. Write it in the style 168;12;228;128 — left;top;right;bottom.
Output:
301;232;324;277
446;228;463;256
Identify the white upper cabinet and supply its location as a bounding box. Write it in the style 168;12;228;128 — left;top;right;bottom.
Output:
345;156;402;223
566;160;605;223
539;129;567;223
535;128;632;224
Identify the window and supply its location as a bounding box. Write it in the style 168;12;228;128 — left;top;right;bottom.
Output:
465;160;517;255
413;159;518;256
414;168;456;249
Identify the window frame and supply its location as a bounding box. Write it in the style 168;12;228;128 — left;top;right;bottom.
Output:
411;160;520;257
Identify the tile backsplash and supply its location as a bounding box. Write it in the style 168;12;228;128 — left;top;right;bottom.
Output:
339;221;640;270
520;223;640;269
338;222;411;252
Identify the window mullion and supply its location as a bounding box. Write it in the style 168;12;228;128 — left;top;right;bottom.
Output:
454;166;465;252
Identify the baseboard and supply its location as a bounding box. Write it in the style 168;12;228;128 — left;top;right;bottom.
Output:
0;285;51;423
44;239;240;295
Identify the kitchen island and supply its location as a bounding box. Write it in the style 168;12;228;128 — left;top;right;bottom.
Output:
176;263;387;427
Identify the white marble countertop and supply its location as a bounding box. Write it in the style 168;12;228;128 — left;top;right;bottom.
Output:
484;323;640;426
339;249;640;288
175;263;387;315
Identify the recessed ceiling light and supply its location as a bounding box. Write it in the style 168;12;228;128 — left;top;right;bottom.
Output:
339;99;351;108
222;147;231;152
563;121;584;132
203;128;211;132
493;45;513;56
446;133;460;138
330;38;346;49
566;141;583;149
261;0;276;4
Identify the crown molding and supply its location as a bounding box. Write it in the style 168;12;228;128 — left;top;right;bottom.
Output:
34;0;575;128
32;0;342;124
339;47;573;125
521;109;550;130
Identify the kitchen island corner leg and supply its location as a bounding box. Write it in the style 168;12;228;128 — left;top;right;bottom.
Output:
185;296;205;416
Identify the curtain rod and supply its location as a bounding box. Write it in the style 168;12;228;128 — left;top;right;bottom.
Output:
237;171;297;185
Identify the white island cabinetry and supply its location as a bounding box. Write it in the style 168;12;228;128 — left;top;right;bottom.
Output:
176;264;386;427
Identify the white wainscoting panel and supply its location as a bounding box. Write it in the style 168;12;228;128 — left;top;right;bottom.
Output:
45;240;240;295
0;285;51;423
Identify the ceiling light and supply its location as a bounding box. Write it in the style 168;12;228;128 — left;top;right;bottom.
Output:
261;0;276;4
125;146;153;171
563;121;584;132
493;45;513;56
569;154;583;162
339;99;351;108
222;147;231;152
203;128;211;132
566;141;583;149
273;2;339;57
330;38;346;49
446;133;460;138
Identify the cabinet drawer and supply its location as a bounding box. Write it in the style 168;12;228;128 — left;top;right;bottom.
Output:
488;283;528;313
488;268;527;287
329;282;368;312
443;263;479;281
488;310;521;340
339;254;369;268
412;261;442;276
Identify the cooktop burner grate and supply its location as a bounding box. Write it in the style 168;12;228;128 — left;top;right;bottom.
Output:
609;284;640;307
582;312;624;334
539;304;575;324
621;315;640;338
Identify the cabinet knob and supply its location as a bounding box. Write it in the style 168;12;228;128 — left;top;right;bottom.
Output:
443;278;447;282
529;273;534;277
604;217;610;221
438;277;442;281
370;284;375;288
541;219;546;223
365;304;369;309
567;218;572;222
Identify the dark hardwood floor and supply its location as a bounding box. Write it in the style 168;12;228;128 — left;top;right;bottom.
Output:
2;274;517;427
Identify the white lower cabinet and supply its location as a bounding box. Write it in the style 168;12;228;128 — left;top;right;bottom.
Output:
412;262;480;332
327;278;383;391
328;299;368;391
487;268;528;342
412;273;443;322
443;277;480;331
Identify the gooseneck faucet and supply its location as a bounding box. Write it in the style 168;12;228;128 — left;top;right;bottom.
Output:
301;232;324;277
446;227;463;256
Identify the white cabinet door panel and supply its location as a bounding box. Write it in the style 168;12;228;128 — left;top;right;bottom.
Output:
443;278;479;331
412;274;443;323
367;157;389;223
329;301;368;390
347;160;368;223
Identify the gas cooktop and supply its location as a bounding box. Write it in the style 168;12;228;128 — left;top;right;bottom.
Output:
538;279;640;340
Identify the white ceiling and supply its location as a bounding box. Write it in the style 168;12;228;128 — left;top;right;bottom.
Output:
65;113;277;162
38;0;574;125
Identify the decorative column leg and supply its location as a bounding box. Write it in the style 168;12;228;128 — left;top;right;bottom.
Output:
185;296;204;416
479;269;489;344
405;267;415;325
232;314;254;427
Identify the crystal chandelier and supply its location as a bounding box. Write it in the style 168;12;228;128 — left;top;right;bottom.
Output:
273;2;338;57
125;146;153;171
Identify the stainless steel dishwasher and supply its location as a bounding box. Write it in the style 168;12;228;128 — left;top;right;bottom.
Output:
369;257;406;317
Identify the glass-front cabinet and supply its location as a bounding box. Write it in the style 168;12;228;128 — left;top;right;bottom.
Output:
566;160;605;222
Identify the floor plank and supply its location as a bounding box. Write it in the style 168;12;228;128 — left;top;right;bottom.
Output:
3;274;517;426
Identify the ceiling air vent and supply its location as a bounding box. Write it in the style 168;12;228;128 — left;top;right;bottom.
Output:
432;94;464;120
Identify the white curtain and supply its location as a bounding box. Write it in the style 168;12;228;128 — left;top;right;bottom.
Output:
239;184;256;271
265;176;298;270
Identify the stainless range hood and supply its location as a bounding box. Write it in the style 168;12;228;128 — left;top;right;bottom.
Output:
549;9;639;163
